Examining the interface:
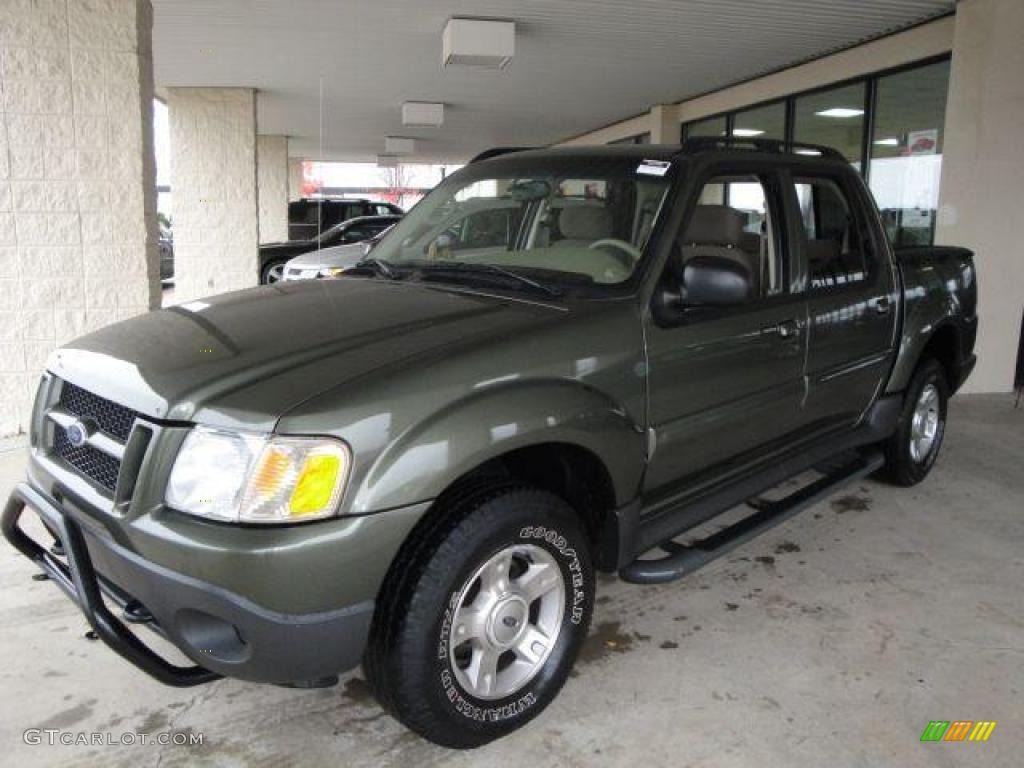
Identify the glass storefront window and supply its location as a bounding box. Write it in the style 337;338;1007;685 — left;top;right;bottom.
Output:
869;60;950;246
684;115;727;139
679;58;950;243
732;101;785;141
608;132;651;146
793;82;866;166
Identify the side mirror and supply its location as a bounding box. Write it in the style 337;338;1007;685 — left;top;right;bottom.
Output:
680;255;752;307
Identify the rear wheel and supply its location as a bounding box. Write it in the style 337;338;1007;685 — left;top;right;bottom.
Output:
365;486;594;748
881;358;948;486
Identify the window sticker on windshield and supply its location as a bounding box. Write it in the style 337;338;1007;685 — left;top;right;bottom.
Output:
637;160;671;177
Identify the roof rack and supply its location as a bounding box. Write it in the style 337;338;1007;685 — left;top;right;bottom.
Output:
468;146;538;164
679;137;846;161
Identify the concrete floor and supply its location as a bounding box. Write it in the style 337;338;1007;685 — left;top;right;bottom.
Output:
1;394;1020;767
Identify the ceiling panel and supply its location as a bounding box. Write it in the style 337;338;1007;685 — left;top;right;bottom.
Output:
152;0;955;163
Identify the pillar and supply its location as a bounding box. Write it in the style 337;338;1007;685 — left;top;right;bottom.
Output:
167;87;257;300
936;0;1024;393
0;0;159;435
257;134;288;243
649;104;679;144
288;157;303;202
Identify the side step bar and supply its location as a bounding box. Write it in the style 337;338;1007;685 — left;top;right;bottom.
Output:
619;450;884;585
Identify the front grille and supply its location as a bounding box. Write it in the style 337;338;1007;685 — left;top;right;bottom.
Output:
53;429;121;492
59;382;140;442
51;381;144;493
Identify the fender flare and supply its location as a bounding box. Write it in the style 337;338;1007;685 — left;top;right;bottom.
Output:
346;378;645;514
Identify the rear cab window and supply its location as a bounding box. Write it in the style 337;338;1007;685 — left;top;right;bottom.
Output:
793;176;872;290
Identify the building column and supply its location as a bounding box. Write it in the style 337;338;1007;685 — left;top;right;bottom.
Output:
649;104;679;144
288;157;304;202
257;134;288;243
167;87;257;300
936;0;1024;393
0;0;159;435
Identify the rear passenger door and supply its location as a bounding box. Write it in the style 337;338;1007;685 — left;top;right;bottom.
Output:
790;172;898;433
644;166;809;499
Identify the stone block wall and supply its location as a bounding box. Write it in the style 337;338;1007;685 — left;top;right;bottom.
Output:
0;0;159;435
257;133;287;244
167;86;257;299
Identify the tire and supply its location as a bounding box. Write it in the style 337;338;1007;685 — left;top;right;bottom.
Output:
365;486;595;748
261;260;285;284
880;358;949;486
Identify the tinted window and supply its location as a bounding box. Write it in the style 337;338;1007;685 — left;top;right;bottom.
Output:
293;202;319;225
677;174;782;300
341;225;375;243
449;208;518;250
794;177;868;290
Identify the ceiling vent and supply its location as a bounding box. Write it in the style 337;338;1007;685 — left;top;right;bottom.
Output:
402;101;445;127
384;136;415;155
443;18;515;69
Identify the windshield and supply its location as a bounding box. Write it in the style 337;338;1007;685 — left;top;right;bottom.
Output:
316;220;350;244
368;154;673;295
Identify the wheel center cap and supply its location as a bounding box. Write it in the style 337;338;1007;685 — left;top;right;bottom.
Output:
487;596;528;648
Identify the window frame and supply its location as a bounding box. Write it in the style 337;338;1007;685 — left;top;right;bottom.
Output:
786;167;883;297
653;159;798;327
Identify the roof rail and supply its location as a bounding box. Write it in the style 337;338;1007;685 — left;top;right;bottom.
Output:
468;146;538;164
680;137;846;161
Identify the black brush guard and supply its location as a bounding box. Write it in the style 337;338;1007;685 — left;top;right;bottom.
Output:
2;482;219;687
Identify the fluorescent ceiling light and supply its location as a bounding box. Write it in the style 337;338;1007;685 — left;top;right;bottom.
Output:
384;136;415;155
815;107;864;118
873;137;899;146
443;18;515;68
794;149;822;156
732;128;764;137
402;101;444;127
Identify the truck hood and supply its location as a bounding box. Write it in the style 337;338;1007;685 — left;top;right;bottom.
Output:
50;279;560;426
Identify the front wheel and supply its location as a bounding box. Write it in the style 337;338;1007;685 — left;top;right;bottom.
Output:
365;487;594;748
880;358;949;486
261;260;286;284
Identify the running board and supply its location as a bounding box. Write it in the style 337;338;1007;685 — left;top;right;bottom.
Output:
619;450;884;585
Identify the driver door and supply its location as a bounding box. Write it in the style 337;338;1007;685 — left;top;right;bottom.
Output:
643;167;809;501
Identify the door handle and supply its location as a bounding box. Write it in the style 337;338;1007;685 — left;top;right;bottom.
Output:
762;319;800;339
873;297;892;315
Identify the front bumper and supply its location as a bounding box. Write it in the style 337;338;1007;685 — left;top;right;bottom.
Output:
3;482;415;687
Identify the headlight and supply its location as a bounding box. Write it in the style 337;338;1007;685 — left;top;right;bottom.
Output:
165;427;351;523
319;267;347;278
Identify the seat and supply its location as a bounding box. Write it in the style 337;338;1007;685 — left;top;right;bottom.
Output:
679;205;761;297
556;205;614;247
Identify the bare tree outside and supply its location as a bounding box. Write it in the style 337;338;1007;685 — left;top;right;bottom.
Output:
378;163;414;208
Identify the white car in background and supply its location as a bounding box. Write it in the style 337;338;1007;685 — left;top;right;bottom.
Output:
282;226;394;281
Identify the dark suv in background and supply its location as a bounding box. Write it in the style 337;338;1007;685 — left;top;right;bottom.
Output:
287;198;403;241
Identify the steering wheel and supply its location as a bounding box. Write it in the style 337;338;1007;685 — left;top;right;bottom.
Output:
588;238;642;268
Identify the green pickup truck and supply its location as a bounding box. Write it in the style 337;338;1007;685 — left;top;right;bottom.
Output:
3;140;976;748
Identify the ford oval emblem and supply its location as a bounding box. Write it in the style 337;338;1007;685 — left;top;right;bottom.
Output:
65;420;89;448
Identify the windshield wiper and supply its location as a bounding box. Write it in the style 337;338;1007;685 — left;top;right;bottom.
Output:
417;263;563;298
351;258;400;280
